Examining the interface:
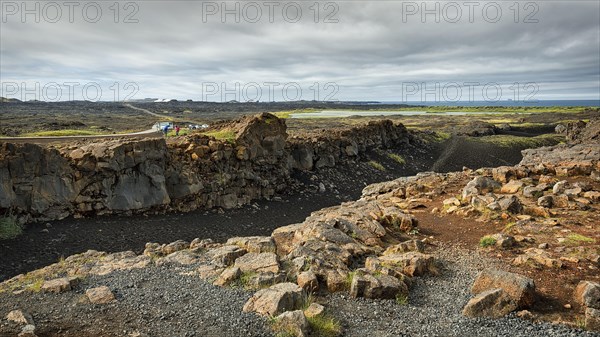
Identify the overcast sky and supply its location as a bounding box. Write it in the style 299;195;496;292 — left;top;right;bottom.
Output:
1;0;599;102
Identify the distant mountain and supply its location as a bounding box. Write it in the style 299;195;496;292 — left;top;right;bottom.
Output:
0;97;22;103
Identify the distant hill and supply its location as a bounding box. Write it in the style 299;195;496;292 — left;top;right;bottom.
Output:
0;97;22;103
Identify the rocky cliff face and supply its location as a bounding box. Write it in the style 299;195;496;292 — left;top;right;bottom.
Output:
0;113;413;222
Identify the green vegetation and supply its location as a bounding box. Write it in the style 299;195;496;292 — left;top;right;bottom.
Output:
201;129;237;143
273;108;319;119
0;212;22;240
234;271;258;289
387;153;406;165
421;106;594;114
503;222;516;233
565;233;596;245
344;271;356;290
473;133;563;148
479;235;497;248
307;313;342;337
20;129;106;137
395;293;409;305
416;130;451;143
368;160;386;171
269;317;296;337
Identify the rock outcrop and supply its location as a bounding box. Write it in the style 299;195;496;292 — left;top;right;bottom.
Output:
0;114;414;222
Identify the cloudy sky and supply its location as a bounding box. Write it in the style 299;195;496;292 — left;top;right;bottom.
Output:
1;0;599;102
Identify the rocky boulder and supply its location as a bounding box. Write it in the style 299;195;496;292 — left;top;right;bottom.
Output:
86;286;116;304
234;252;280;274
207;245;247;267
243;283;307;316
463;288;518;318
274;310;310;337
349;270;408;299
470;269;536;308
575;281;600;309
462;176;501;200
226;236;276;253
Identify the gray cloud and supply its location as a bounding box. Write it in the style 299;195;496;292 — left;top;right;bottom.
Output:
1;0;598;101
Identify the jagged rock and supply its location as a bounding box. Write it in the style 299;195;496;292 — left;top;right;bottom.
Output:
275;310;310;337
378;252;437;277
586;308;600;331
349;270;407;299
143;242;163;257
583;191;600;201
552;181;569;194
226;236;276;253
234;252;280;273
18;325;37;337
207;245;247;267
383;240;425;254
86;286;115;304
497;195;522;213
243;282;307;316
6;310;34;325
491;234;516;249
537;195;553;208
246;272;287;288
516;310;535;320
471;195;496;211
501;180;524;194
574;281;600;309
213;267;241;286
304;303;325;318
443;197;461;207
462;288;518;318
513;248;562;269
297;271;319;293
523;185;547;198
157;250;198;265
564;187;583;197
197;264;224;280
364;257;411;285
162;240;189;255
272;224;303;255
462;176;501;200
493;167;528;183
552;195;570;208
41;277;73;293
471;269;536;308
326;270;349;293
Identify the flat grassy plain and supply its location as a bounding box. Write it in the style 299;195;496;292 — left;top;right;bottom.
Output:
0;101;597;138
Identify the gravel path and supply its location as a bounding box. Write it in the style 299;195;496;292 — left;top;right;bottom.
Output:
1;261;274;337
325;245;599;337
2;245;598;337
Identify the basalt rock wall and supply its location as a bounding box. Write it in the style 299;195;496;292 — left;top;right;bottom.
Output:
0;113;414;222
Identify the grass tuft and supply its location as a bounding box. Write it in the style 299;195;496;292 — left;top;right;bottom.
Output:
344;271;356;290
565;233;596;245
202;129;237;143
387;153;406;165
479;235;497;248
473;134;563;148
307;313;342;337
368;160;386;171
395;292;409;305
0;213;22;240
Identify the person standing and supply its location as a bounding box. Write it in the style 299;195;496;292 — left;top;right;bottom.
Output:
163;124;170;137
175;125;181;136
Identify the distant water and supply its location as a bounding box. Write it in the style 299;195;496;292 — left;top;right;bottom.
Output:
290;110;507;118
381;100;600;107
